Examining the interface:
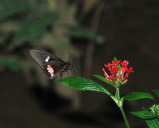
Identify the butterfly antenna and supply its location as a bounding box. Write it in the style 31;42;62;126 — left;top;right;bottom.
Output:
68;50;80;77
68;51;71;62
71;67;80;77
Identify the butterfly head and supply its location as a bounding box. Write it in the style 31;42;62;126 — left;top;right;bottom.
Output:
61;61;73;72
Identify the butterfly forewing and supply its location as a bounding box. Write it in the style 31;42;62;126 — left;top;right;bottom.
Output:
29;49;65;67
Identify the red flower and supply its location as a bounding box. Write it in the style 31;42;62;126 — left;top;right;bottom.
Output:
102;59;134;87
121;60;129;67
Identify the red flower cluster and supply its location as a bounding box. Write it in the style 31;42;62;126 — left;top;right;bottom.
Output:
102;60;134;87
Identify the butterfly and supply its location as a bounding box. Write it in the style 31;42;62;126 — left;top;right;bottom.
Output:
29;49;77;79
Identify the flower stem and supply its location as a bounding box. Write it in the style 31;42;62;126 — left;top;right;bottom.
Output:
115;88;131;128
116;88;120;99
119;106;131;128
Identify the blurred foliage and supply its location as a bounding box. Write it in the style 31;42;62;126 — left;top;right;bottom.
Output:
12;11;58;47
0;0;102;49
66;25;103;43
0;0;33;21
0;58;21;71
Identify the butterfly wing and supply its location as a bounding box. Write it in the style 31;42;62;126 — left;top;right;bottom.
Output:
30;49;66;79
29;49;65;67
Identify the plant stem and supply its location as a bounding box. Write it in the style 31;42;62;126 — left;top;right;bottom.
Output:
119;106;131;128
115;88;131;128
116;88;120;99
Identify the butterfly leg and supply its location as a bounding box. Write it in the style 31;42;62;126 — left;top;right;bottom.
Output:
67;71;69;76
60;72;63;80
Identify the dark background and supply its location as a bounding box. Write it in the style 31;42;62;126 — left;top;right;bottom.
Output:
0;0;159;127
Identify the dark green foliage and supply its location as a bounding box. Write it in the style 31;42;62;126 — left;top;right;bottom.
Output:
66;25;103;43
93;75;115;86
132;90;159;128
131;109;156;119
0;59;21;71
123;92;154;101
146;119;159;128
152;90;159;97
58;77;112;96
132;108;159;128
0;0;102;49
0;0;33;21
12;11;58;47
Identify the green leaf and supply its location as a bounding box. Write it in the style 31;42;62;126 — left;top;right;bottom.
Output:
0;0;33;21
0;59;21;71
152;90;159;97
66;25;104;44
114;57;118;61
11;11;58;48
0;31;6;45
146;119;159;128
58;77;112;96
123;92;154;101
93;75;115;86
131;109;156;119
113;57;122;69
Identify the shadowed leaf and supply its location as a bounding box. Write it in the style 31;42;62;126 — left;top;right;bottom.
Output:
131;109;155;119
146;119;159;128
123;92;154;101
93;75;115;86
152;90;159;97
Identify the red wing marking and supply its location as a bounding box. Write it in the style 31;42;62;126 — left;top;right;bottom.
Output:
61;68;65;71
47;65;54;77
60;63;68;72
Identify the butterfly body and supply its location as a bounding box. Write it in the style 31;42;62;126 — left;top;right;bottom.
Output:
30;49;73;79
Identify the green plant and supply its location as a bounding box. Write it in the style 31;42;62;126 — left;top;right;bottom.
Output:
58;57;154;128
132;90;159;128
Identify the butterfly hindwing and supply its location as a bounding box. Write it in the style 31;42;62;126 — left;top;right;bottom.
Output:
43;61;66;79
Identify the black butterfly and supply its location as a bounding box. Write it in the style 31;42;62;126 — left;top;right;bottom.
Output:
29;49;76;79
